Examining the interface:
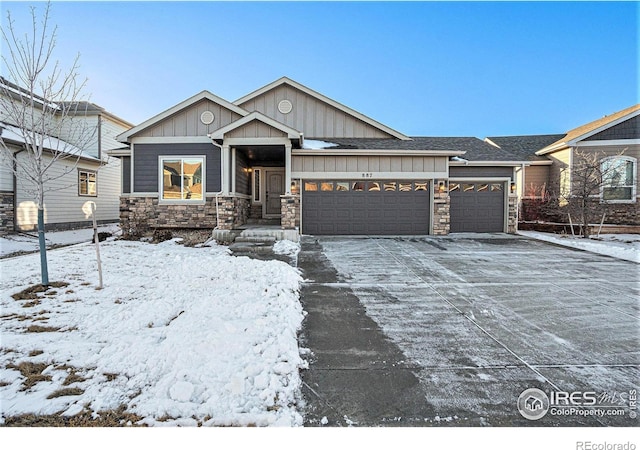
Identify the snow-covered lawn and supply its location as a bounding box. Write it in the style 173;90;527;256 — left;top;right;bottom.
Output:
0;238;305;426
518;231;640;263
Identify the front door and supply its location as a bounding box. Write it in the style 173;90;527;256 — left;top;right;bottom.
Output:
264;170;285;217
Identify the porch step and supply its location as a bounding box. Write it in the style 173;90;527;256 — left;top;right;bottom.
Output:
228;241;275;254
235;236;277;244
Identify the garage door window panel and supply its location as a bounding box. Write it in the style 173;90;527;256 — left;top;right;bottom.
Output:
491;184;503;192
336;182;349;191
304;181;318;192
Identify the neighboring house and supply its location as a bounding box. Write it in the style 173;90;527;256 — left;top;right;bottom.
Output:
115;77;531;237
487;105;639;226
0;78;133;232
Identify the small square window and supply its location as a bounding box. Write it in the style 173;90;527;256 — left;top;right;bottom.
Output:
491;183;503;192
399;183;412;192
321;182;334;191
79;170;97;197
336;182;349;191
304;181;318;192
368;182;381;191
449;183;460;192
414;182;428;191
463;184;475;192
384;182;397;191
352;182;365;191
478;184;489;192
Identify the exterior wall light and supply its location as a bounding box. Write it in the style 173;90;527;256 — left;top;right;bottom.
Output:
291;180;300;195
510;181;517;193
438;180;448;193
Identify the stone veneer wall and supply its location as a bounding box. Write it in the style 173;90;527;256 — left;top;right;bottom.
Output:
520;198;640;226
508;195;518;233
280;195;300;230
120;196;249;237
432;191;450;235
0;191;14;233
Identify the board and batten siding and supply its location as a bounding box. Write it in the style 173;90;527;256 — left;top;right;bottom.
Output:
225;121;287;139
132;143;221;193
135;99;244;138
292;154;448;178
237;84;394;139
14;153;121;230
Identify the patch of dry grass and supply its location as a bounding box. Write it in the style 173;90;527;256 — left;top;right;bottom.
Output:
28;350;44;357
11;282;69;301
2;405;146;427
46;387;84;399
25;325;60;333
6;361;52;390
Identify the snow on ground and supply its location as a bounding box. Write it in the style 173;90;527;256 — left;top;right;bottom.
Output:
518;231;640;263
0;223;121;258
0;238;305;426
273;240;301;258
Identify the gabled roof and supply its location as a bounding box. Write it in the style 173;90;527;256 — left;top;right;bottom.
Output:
209;111;302;140
536;104;640;155
486;134;564;162
117;91;249;142
234;76;411;141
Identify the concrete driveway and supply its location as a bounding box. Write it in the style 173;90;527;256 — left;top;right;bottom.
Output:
298;234;639;426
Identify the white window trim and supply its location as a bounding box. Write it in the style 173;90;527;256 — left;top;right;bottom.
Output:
600;155;637;204
78;169;97;197
158;155;206;205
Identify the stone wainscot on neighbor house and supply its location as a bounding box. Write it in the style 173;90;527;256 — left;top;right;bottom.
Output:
112;77;639;239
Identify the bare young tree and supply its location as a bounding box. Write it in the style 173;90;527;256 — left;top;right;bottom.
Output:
550;148;627;238
0;2;95;285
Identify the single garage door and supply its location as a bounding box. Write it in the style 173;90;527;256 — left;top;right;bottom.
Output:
302;180;430;235
449;181;505;233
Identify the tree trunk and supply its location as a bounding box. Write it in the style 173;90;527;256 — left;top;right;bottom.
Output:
37;207;49;286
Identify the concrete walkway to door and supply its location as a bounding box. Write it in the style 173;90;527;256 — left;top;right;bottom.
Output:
297;235;639;427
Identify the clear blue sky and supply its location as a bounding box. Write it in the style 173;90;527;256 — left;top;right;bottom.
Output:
1;1;638;137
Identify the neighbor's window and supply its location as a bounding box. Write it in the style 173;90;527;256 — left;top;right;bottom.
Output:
601;156;636;202
160;157;204;201
78;170;97;196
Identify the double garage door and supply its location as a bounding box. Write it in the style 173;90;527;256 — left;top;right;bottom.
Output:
302;180;430;235
449;181;506;233
301;179;506;235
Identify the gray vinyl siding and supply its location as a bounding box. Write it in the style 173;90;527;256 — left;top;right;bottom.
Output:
237;84;394;139
122;156;131;193
524;165;549;194
235;151;251;195
133;143;221;193
449;166;514;180
585;115;640;141
135;99;244;138
292;155;448;177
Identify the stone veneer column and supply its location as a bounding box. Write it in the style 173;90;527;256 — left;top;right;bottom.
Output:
432;191;450;235
0;191;15;233
508;195;518;233
280;195;300;230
